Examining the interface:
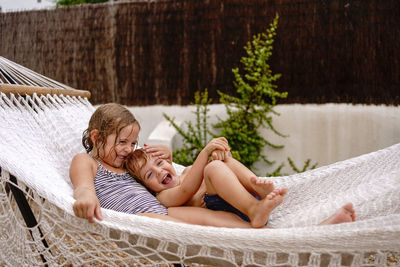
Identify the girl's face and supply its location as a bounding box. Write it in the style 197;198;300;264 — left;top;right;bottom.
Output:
100;123;140;169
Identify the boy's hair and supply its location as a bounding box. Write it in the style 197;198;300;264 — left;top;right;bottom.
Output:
82;103;140;158
126;149;149;182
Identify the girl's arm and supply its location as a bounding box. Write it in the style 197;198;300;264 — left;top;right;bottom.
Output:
69;153;102;222
143;144;173;163
157;137;230;207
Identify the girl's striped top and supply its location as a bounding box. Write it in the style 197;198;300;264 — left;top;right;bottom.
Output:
94;161;168;215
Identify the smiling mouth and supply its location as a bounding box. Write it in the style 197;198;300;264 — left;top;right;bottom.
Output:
118;155;126;160
162;174;172;184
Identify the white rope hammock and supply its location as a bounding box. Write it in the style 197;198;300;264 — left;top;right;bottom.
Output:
0;57;399;266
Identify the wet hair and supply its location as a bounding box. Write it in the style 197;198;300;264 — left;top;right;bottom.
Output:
82;103;140;158
125;149;157;195
125;149;149;182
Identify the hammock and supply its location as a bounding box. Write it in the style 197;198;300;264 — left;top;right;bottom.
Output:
0;57;399;266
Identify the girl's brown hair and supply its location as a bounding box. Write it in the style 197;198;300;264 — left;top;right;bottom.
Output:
82;103;140;158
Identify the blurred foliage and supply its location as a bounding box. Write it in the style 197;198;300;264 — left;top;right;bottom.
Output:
54;0;112;7
163;90;213;167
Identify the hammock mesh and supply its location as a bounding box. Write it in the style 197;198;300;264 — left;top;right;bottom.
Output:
0;57;399;266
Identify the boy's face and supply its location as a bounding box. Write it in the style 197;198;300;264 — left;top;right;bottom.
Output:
138;156;179;193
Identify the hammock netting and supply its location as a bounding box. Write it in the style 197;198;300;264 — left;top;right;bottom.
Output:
0;57;399;266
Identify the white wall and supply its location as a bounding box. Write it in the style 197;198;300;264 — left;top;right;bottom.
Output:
129;104;400;175
0;0;54;12
255;104;400;175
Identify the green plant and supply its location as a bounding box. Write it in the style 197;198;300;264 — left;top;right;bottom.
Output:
163;90;213;166
164;14;316;176
267;158;318;177
53;0;110;7
214;14;287;170
287;157;318;173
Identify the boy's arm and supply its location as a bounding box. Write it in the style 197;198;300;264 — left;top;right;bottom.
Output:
70;153;102;222
156;150;210;207
157;137;230;207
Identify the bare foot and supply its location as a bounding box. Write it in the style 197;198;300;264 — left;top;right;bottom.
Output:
249;188;287;228
250;176;275;198
318;202;356;225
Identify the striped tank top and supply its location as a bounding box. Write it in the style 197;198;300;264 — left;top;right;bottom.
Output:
94;161;168;215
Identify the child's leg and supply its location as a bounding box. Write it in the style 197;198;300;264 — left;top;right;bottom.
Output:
223;155;274;198
167;206;254;228
204;160;286;228
140;203;355;228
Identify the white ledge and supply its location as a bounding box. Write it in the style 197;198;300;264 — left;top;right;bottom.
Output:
129;103;400;175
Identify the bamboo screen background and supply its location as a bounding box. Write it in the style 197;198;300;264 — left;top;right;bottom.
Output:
1;0;399;105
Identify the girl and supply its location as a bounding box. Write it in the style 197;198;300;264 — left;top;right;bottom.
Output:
70;103;264;227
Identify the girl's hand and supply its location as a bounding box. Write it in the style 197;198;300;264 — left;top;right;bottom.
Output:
203;137;230;156
143;144;173;162
73;187;103;223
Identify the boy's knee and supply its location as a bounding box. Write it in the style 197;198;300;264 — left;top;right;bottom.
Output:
204;160;224;176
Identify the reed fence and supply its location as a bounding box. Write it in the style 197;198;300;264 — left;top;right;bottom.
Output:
1;0;399;105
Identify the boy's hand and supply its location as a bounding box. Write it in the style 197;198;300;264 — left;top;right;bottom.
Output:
73;187;103;223
143;144;173;162
211;150;232;161
204;137;230;156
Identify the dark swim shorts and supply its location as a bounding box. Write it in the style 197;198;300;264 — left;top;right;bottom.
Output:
204;193;266;224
